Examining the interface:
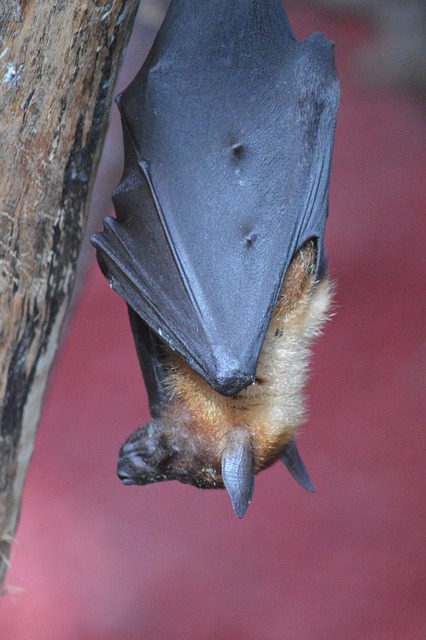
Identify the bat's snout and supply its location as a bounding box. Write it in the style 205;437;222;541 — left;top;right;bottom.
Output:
117;447;146;485
117;425;159;485
117;467;135;485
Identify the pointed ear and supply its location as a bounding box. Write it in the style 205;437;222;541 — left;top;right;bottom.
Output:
279;439;315;492
221;430;254;519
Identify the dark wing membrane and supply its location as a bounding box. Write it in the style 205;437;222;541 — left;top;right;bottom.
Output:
92;0;339;395
127;308;169;419
91;132;223;391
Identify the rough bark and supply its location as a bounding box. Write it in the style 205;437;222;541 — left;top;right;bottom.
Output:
0;0;140;589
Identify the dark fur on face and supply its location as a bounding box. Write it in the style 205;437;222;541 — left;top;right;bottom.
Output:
118;419;223;489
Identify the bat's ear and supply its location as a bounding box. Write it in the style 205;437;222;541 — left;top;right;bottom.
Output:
221;429;254;519
279;439;315;492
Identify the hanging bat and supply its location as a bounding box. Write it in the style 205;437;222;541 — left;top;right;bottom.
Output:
91;0;339;518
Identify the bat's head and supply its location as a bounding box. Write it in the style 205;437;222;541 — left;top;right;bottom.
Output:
117;422;177;486
117;420;312;518
117;421;254;517
117;419;225;490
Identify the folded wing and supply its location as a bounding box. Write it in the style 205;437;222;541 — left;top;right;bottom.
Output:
91;0;339;395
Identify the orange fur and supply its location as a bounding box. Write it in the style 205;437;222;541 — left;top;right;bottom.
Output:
162;242;332;471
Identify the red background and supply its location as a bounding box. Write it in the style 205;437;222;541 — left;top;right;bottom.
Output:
1;4;425;639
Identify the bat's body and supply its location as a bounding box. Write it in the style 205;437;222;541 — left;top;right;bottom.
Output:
118;242;332;516
91;0;339;517
163;245;331;471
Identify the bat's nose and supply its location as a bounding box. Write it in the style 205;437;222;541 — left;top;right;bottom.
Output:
117;461;135;485
117;434;160;485
117;442;147;484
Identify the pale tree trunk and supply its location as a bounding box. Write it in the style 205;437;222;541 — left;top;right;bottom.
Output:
0;0;140;589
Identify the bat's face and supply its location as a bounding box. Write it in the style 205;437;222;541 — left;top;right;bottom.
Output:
117;421;223;490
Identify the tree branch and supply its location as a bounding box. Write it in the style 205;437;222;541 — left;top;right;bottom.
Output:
0;0;140;589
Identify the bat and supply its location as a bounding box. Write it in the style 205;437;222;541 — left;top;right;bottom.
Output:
91;0;339;518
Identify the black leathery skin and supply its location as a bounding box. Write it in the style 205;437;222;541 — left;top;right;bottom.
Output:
90;0;340;399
